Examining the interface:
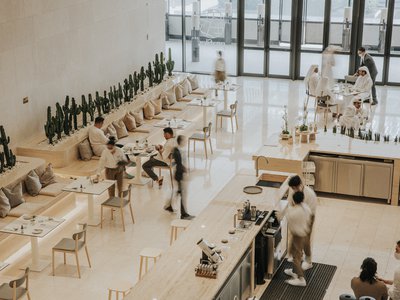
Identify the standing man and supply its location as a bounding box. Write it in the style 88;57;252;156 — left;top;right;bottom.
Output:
358;47;378;105
143;127;176;188
89;116;109;156
214;51;226;96
284;191;312;287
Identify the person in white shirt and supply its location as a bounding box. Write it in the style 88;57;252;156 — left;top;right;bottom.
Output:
97;137;127;198
339;97;368;131
214;51;226;84
304;65;320;97
378;240;400;300
89;116;109;157
352;66;373;101
284;191;312;287
142;127;176;188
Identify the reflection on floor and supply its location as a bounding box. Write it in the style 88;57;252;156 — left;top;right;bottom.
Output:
1;76;400;300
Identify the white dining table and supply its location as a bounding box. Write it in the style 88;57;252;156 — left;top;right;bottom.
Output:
188;99;218;127
153;118;191;130
62;178;115;226
212;83;240;109
0;215;65;272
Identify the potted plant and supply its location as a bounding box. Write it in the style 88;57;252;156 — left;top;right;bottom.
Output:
280;106;290;140
299;123;309;143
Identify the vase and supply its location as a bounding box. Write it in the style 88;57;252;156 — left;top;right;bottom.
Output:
300;134;308;143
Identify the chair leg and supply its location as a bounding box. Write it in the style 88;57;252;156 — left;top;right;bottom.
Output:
100;205;104;229
235;115;238;130
75;252;81;278
220;116;222;128
145;257;148;275
193;140;196;153
187;139;190;157
120;207;126;232
63;253;66;264
215;116;218;132
230;117;234;133
174;227;178;241
170;226;174;245
209;138;213;154
169;168;174;189
116;292;119;300
128;202;135;224
85;246;92;267
111;208;114;221
204;140;208;159
108;290;112;300
139;256;144;280
26;291;31;300
52;250;55;276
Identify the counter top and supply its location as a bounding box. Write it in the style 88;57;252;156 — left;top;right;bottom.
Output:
254;132;400;162
125;171;290;300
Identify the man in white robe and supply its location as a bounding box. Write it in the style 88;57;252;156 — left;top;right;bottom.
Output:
352;66;373;101
339;97;367;130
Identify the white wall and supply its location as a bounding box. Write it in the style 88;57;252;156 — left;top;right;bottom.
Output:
0;0;165;147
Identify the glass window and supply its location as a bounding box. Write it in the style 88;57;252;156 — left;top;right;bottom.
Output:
243;49;264;74
361;0;388;54
244;0;265;48
269;50;290;76
388;57;400;83
165;0;183;72
270;0;291;49
391;0;400;54
301;0;325;51
329;0;353;51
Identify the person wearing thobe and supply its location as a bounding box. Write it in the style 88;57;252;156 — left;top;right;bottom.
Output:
284;191;312;287
378;240;400;300
142;127;176;188
280;175;317;271
358;47;378;105
304;65;320;97
339;97;367;131
353;66;373;101
321;45;341;87
88;116;109;157
97;137;127;198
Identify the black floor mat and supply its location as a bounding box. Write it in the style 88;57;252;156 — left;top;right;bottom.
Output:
256;180;283;188
260;259;337;300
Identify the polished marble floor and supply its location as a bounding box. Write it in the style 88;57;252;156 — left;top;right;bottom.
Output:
1;76;400;300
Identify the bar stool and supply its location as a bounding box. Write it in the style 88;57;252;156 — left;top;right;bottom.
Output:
107;281;132;300
170;219;191;245
139;248;162;280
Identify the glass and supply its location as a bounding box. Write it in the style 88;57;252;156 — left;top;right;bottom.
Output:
270;0;291;49
165;0;183;72
391;0;400;54
329;0;353;51
243;49;264;74
269;50;290;76
301;0;325;51
388;57;400;83
244;0;265;48
361;0;388;54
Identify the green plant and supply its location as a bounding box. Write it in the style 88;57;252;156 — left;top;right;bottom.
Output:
299;124;308;132
139;67;146;91
95;91;102;116
0;152;5;173
70;97;81;130
281;105;289;134
0;125;16;169
340;126;346;135
108;87;115;110
166;47;175;76
113;85;120;108
88;94;96;121
118;83;123;103
54;102;64;140
63;96;71;136
123;79;130;102
133;72;140;95
333;126;337;134
102;90;111;113
146;63;154;87
81;95;89;127
160;51;166;81
44;106;56;144
153;54;160;84
128;74;134;99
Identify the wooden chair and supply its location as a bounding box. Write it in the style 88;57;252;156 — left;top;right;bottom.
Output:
170;219;191;245
0;268;30;300
344;75;357;84
101;184;135;232
155;158;174;189
188;122;213;159
314;95;338;127
52;223;91;279
107;281;132;300
138;248;162;280
216;101;238;132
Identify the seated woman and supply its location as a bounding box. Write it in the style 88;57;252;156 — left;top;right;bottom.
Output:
339;97;368;131
352;66;373;101
304;65;320;97
351;257;388;300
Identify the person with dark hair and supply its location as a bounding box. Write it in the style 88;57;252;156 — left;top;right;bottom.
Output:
279;175;317;271
89;116;109;156
284;191;311;287
214;50;226;96
378;240;400;299
142;127;176;188
357;47;378;105
97;137;127;198
164;135;194;219
351;257;388;300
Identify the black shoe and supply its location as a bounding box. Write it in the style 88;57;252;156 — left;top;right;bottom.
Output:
181;214;195;220
164;206;174;212
371;101;378;106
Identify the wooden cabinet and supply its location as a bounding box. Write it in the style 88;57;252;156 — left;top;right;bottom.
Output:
363;162;392;200
309;155;336;193
336;159;363;196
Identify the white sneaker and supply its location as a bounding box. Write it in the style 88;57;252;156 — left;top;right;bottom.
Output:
287;256;293;262
286;277;306;287
284;268;298;278
302;261;313;271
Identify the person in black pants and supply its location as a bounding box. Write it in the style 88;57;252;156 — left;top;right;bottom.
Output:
357;47;378;105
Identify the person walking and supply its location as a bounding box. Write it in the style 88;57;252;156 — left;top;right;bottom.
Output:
284;191;312;287
214;51;226;97
357;47;378;105
97;137;127;198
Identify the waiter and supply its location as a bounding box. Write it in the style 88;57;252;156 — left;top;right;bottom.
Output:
357;47;378;105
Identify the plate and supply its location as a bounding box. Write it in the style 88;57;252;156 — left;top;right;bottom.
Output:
32;229;43;234
243;186;263;194
23;216;33;220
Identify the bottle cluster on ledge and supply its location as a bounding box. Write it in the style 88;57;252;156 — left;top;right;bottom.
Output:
44;48;175;145
0;125;16;174
333;125;398;143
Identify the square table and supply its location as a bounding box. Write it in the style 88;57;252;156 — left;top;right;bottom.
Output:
122;143;158;186
188;99;217;127
0;215;65;272
212;83;240;109
153;118;191;130
62;178;115;226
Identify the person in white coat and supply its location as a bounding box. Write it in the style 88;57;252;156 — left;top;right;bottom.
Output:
88;116;109;157
339;97;367;130
378;240;400;300
352;66;373;101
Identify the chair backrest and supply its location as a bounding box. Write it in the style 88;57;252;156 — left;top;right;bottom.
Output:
72;223;88;247
317;95;330;105
230;101;238;115
203;122;212;138
345;75;357;83
9;267;29;291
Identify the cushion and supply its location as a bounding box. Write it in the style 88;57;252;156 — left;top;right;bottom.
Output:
175;85;183;100
151;98;162;115
190;88;208;95
162;87;176;105
133;124;153;133
24;170;42;196
123;113;137;131
180;79;192;96
143;102;155;120
188;75;199;90
78;139;93;161
113;120;129;139
2;182;24;208
34;164;46;177
107;124;118;140
0;189;10;218
131;110;144;126
39;164;57;188
160;95;170;109
8;202;45;218
39;182;66;197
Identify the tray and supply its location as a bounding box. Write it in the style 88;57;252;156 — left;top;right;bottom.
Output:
243;186;262;194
